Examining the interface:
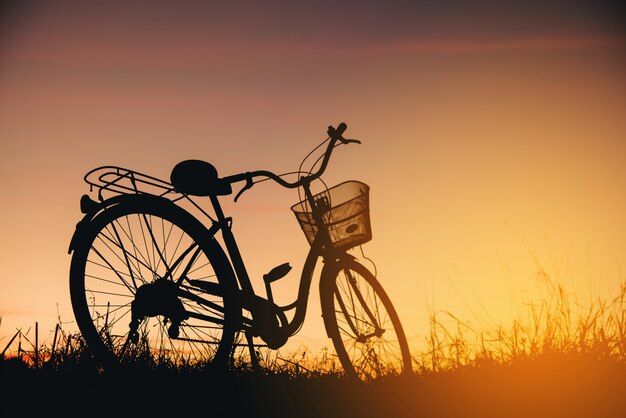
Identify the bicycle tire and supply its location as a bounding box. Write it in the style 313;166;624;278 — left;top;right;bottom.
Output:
69;194;239;369
320;259;412;380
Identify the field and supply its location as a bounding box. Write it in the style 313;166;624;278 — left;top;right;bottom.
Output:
2;277;625;417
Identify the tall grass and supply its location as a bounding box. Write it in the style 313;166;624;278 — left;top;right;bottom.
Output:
2;276;625;377
414;272;625;373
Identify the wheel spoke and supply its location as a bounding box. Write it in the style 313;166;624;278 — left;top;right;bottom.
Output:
97;225;152;283
333;283;360;337
175;245;203;285
142;213;171;278
345;268;380;332
91;245;135;293
108;220;139;289
117;216;153;279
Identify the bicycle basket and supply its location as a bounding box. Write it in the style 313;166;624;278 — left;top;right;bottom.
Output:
291;180;372;251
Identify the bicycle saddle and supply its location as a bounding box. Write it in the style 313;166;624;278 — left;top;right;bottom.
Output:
170;159;233;196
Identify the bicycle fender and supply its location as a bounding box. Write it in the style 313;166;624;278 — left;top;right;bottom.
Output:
68;195;112;254
67;194;168;254
68;217;91;255
319;261;340;339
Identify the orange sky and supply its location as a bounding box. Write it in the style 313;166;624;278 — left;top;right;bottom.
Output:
1;1;624;354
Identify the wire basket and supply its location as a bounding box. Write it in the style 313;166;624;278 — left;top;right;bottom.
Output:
291;180;372;250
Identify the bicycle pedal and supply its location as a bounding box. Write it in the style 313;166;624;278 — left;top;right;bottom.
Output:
263;262;292;284
263;262;291;303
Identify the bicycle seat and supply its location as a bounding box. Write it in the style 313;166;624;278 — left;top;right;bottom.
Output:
170;159;233;196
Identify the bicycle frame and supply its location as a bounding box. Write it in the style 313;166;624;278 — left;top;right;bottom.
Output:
205;177;346;349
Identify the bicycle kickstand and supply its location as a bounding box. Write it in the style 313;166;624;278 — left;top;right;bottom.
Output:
245;331;261;371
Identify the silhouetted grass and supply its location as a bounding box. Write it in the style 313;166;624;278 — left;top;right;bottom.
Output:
2;275;625;417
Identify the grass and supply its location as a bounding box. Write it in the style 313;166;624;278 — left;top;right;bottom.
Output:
414;274;625;374
1;272;625;417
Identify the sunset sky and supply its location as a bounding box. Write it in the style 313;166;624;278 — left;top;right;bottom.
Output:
1;1;624;354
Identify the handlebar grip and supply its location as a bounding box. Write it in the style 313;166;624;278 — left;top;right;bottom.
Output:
327;122;347;140
233;173;253;202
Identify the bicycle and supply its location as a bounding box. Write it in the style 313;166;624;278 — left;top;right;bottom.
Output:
68;122;412;380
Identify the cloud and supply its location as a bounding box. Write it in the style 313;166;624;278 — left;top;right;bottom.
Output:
361;35;624;55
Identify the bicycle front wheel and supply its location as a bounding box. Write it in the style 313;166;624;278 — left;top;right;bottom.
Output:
320;259;412;380
69;195;239;369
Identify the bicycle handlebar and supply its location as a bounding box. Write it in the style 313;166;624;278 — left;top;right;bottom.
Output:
327;122;347;141
223;123;360;201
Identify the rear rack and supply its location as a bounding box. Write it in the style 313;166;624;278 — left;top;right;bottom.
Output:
84;166;182;201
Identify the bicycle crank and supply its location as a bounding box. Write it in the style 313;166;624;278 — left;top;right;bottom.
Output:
247;296;289;349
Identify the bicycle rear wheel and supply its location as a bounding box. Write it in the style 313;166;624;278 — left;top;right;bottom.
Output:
321;259;412;380
69;195;239;368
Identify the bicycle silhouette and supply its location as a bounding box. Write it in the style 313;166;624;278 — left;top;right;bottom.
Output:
68;123;412;380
